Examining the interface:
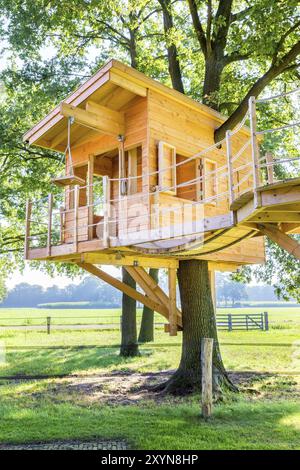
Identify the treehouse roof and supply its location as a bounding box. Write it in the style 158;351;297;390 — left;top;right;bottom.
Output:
23;59;249;152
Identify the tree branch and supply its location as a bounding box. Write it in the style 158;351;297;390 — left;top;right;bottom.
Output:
215;40;300;141
187;0;207;57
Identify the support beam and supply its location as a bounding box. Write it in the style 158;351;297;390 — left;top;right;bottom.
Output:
257;223;300;261
109;71;147;97
60;102;125;137
77;262;170;319
251;213;300;223
86;101;125;126
124;266;182;328
82;252;179;269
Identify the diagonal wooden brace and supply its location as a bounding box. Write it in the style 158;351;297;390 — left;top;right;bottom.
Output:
77;262;170;319
125;266;182;334
257;223;300;261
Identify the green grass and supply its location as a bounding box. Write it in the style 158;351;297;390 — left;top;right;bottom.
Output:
0;307;300;449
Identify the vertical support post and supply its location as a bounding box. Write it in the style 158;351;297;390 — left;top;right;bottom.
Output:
153;187;160;233
265;152;274;184
246;314;249;331
249;96;261;208
225;130;235;206
264;311;269;331
228;313;233;332
73;185;79;251
24;200;32;259
201;337;214;419
47;316;51;335
87;154;94;240
128;147;137;195
168;267;177;336
103;175;110;247
118;136;126;196
47;193;53;257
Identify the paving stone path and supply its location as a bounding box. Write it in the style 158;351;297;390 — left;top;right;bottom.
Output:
0;439;128;450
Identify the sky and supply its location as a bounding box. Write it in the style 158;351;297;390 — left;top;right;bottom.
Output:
6;264;120;290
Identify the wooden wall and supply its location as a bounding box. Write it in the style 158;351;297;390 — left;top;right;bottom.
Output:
147;89;253;219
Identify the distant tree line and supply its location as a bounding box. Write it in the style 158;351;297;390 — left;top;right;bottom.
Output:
1;276;121;308
0;273;280;308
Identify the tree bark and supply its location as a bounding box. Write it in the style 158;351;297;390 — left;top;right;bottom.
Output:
202;53;224;110
157;260;235;394
138;268;159;343
120;268;139;357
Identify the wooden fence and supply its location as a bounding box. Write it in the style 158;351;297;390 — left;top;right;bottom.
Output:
216;312;269;331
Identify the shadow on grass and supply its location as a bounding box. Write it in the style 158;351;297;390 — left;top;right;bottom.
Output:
0;347;152;377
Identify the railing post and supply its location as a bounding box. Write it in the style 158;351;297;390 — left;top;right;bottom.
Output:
265;152;274;184
73;185;79;251
47;193;53;257
226;130;235;205
87;154;94;241
249;96;261;207
201;337;214;419
103;176;110;247
24;200;32;259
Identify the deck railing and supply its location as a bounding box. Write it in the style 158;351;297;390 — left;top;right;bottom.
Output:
24;90;300;255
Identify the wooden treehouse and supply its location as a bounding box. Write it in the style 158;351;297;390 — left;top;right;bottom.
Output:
23;59;300;335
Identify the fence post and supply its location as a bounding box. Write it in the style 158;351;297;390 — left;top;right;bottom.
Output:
249;96;261;208
246;314;249;331
201;338;214;419
228;314;233;332
264;312;269;331
47;316;51;335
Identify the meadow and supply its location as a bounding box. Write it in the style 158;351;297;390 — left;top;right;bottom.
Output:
0;307;299;449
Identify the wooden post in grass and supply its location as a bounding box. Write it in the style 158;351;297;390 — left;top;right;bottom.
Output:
201;337;213;419
47;316;51;335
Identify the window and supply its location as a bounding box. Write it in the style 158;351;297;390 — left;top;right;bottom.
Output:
158;141;176;195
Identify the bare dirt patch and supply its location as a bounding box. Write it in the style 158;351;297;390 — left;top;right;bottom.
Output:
26;370;300;405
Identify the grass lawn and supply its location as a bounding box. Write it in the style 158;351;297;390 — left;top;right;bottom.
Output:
0;307;299;449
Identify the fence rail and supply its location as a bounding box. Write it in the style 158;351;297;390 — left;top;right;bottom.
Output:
216;312;269;331
0;312;269;333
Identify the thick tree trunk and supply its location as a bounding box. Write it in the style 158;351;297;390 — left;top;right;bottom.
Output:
138;268;159;343
202;54;224;111
158;259;235;394
120;268;139;357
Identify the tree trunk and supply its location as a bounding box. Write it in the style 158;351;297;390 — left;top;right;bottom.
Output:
138;268;159;343
202;54;224;111
120;268;139;357
158;259;235;394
